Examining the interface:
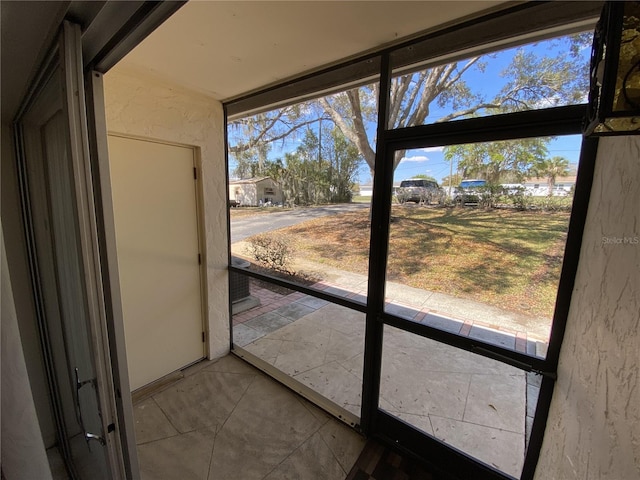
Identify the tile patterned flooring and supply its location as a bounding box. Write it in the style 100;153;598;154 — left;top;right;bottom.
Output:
232;278;543;478
133;355;366;480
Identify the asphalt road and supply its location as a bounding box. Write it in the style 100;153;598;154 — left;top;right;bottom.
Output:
230;203;370;243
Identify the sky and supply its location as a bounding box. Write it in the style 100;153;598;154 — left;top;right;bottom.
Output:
392;135;583;186
228;32;590;186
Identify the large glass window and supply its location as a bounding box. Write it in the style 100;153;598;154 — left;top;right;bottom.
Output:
388;32;591;129
227;83;378;297
385;135;582;358
226;6;597;478
228;82;378;421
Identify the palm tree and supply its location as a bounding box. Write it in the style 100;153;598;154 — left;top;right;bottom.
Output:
533;156;570;196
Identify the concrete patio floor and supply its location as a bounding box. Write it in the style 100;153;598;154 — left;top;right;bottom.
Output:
132;355;366;480
232;267;546;478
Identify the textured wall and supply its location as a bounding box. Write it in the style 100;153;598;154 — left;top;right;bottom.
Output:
535;136;640;479
103;68;229;359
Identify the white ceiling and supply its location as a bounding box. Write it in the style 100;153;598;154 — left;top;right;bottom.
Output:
114;1;508;101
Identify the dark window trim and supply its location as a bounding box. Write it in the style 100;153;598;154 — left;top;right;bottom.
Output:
227;264;367;315
374;410;515;480
382;105;587;146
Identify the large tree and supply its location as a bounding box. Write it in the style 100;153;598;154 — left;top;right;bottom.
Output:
264;126;362;205
229;34;590;179
443;138;549;184
320;34;589;174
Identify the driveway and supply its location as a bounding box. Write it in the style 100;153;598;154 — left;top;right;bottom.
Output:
230;203;369;243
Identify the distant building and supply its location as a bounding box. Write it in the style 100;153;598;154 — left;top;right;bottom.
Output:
521;175;577;196
359;183;373;197
359;182;406;197
229;177;284;206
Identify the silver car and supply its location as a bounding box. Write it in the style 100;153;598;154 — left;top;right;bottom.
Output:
396;179;444;205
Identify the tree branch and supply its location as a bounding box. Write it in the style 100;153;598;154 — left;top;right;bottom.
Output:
434;103;501;123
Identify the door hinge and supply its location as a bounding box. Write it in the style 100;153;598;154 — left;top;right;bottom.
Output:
193;167;197;180
202;331;206;343
198;253;202;265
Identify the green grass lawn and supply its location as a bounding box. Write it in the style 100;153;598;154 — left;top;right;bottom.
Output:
282;206;570;318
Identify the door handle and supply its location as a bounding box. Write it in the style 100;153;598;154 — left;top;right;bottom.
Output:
74;368;104;450
84;432;106;446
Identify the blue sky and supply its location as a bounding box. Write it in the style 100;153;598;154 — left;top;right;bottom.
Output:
392;135;583;186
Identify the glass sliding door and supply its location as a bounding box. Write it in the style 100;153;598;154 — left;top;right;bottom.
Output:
16;21;133;479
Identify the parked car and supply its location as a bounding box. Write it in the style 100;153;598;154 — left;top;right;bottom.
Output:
396;178;444;205
452;179;487;205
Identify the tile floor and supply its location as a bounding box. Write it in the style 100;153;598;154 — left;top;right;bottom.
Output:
133;354;366;480
233;277;543;478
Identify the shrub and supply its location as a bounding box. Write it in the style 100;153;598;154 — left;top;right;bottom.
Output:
500;186;531;211
529;195;573;212
477;184;505;208
247;234;295;274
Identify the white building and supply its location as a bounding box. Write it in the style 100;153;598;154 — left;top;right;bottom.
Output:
229;177;284;206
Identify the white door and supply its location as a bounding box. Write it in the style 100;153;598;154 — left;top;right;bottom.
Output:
108;135;205;390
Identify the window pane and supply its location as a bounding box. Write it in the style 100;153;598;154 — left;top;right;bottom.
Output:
380;324;542;478
385;135;582;358
232;271;365;418
388;32;590;129
228;84;378;297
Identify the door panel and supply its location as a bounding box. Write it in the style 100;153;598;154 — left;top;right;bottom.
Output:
108;135;204;390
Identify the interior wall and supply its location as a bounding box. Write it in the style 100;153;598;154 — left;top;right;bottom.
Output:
0;121;56;445
535;136;640;480
103;68;229;360
1;221;53;480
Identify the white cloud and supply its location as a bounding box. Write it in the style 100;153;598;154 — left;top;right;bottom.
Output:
418;146;444;153
400;155;429;163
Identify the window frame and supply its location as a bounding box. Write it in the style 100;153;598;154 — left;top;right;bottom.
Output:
225;4;602;479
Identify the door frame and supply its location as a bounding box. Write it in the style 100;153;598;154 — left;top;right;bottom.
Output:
10;3;190;478
14;22;136;479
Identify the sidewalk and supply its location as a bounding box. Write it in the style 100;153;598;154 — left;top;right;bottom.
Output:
233;260;550;356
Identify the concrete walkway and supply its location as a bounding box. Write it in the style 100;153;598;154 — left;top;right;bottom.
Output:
231;264;548;479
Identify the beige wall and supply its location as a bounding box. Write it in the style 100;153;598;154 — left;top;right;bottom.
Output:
535;136;640;480
103;68;229;360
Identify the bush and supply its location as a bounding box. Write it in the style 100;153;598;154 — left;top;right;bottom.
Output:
247;234;295;274
477;184;505;208
529;195;573;212
499;186;530;211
